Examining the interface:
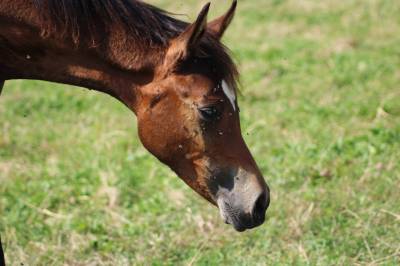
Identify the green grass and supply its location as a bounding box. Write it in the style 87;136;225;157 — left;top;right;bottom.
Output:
1;0;400;265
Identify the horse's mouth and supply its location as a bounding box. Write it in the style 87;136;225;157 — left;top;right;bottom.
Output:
217;197;266;232
223;212;266;232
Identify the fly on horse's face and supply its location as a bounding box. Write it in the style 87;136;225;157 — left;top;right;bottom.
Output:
136;2;270;232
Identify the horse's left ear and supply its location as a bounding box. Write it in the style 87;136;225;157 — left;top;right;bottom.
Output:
207;0;237;39
169;3;210;60
162;3;210;74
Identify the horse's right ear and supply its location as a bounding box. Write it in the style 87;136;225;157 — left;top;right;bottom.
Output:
165;3;210;65
207;0;237;39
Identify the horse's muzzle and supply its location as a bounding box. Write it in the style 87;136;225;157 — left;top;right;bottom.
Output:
217;186;270;232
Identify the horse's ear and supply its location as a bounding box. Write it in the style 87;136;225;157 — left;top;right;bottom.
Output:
169;3;210;60
207;0;237;39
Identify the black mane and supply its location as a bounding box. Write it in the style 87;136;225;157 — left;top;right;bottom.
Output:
33;0;188;45
33;0;239;89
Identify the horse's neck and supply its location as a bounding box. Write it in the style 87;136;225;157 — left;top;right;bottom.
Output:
0;1;162;111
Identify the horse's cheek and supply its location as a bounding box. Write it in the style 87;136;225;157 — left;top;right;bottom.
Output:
137;115;162;157
136;112;174;161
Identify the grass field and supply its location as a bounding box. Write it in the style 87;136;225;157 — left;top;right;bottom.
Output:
1;0;400;265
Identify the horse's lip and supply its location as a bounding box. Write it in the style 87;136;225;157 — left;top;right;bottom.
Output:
222;211;250;232
232;222;247;232
225;217;249;232
217;196;265;232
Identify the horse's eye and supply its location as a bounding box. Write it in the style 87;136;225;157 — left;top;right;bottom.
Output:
198;106;221;121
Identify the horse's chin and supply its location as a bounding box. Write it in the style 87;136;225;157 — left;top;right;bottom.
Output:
216;197;247;232
216;196;266;232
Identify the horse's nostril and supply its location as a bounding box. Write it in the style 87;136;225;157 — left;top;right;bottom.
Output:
252;191;269;222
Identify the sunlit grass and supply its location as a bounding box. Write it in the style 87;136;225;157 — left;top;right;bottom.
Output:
1;0;400;265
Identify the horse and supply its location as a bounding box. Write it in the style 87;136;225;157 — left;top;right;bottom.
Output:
0;0;270;259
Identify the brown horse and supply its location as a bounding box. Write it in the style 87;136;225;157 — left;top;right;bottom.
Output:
0;0;269;241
